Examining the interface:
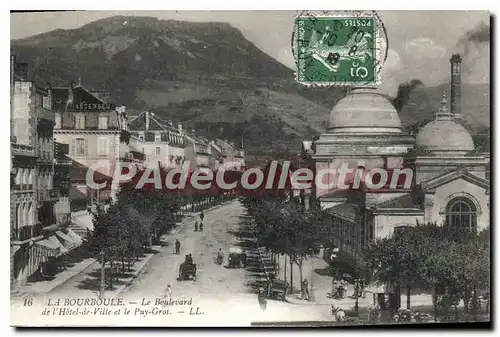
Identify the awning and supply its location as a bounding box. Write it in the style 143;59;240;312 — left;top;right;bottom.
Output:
35;239;61;257
11;245;20;255
47;236;69;255
71;212;94;231
65;229;84;244
56;231;77;250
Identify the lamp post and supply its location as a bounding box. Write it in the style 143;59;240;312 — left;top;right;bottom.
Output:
354;278;363;317
99;250;105;299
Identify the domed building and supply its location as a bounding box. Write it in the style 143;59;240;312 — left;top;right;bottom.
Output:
415;94;475;156
301;54;490;267
413;92;489;237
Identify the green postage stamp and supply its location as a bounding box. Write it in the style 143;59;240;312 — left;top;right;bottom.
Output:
294;12;383;87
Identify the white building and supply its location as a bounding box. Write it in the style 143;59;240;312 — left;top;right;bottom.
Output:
128;111;185;169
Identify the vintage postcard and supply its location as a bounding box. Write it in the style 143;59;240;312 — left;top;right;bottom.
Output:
10;10;491;327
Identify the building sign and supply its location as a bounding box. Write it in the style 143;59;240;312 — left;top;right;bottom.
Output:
73;102;115;111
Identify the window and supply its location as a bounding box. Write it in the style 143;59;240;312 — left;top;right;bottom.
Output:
55;114;61;129
155;133;161;142
155;147;161;156
75;138;86;156
98;138;109;157
445;197;477;233
75;114;86;129
42;96;51;109
98;116;109;130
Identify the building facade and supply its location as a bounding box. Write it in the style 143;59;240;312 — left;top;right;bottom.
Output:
128;111;186;169
52;85;130;207
11;57;77;286
213;138;246;171
184;133;212;170
302;53;490;270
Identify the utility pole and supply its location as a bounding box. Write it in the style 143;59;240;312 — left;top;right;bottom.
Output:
100;250;105;299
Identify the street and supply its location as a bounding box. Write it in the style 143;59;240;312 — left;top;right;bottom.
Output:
119;200;333;325
11;200;334;326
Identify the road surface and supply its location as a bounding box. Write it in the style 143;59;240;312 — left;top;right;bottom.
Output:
11;201;334;326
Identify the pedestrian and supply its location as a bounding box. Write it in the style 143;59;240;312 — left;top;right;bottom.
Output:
175;239;181;255
194;220;198;232
332;278;338;297
301;278;310;301
258;287;267;311
164;284;172;301
200;210;204;222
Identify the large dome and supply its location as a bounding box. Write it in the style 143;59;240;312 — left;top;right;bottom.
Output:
416;120;475;155
329;88;402;134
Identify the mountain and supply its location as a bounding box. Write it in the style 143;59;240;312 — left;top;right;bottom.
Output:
398;82;490;132
11;15;490;157
11;15;334;155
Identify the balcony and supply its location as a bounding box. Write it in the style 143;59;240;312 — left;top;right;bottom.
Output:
13;184;34;192
35;106;55;122
12;143;36;157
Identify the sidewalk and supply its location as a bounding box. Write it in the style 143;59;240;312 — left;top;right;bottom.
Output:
108;248;159;299
12;200;236;300
13;258;97;298
275;252;435;310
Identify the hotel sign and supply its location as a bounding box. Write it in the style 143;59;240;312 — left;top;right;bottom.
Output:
73;102;115;111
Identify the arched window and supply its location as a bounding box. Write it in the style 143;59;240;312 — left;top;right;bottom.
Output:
445;197;477;233
15;204;20;231
23;203;29;228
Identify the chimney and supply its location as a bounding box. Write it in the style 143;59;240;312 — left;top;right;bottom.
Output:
450;53;462;118
178;122;183;134
145;111;150;131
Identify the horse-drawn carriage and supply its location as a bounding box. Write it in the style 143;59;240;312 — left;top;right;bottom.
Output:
227;247;247;268
178;254;197;281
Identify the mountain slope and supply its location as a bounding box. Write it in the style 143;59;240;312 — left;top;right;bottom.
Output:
399;82;490;131
12;15;331;153
11;15;490;155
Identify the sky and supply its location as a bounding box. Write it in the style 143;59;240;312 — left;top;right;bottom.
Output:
10;11;490;97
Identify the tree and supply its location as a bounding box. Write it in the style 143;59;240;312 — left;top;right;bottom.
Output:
91;205;122;288
364;223;490;321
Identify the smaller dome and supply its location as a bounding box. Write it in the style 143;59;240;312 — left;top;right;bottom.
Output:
329;88;402;133
416;91;475;156
416;120;475;154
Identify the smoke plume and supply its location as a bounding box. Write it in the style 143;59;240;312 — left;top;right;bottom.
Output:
461;21;490;45
457;20;490;76
392;79;424;112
